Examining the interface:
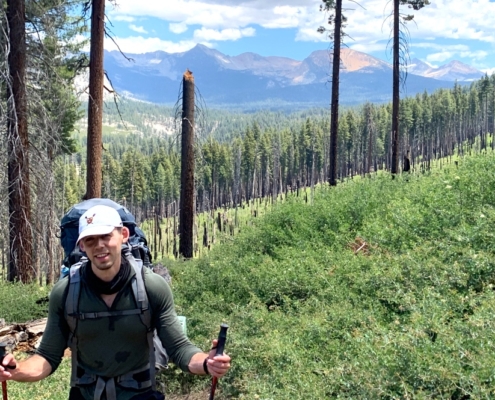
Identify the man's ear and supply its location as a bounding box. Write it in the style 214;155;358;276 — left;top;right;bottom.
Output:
79;241;85;252
122;226;130;243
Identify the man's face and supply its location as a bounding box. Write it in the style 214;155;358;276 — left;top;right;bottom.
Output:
79;227;129;271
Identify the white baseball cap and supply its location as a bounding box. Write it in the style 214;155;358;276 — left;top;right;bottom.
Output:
76;205;123;244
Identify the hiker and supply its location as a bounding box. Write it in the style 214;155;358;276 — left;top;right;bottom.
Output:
0;204;231;400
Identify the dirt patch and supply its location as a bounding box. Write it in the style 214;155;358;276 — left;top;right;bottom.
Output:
349;237;372;255
167;390;211;400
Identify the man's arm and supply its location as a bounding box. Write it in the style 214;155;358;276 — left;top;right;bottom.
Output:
0;354;52;382
146;271;231;376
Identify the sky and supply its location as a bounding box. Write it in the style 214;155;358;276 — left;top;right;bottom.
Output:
101;0;495;74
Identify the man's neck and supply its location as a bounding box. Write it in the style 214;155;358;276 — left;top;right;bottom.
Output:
91;255;122;282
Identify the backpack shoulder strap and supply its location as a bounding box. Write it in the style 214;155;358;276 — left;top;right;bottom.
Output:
123;250;157;390
65;258;86;334
124;250;151;330
65;258;86;388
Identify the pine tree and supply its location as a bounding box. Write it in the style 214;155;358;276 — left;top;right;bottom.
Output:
6;0;33;282
86;0;105;198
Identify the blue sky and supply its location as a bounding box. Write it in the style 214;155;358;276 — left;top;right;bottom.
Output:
101;0;495;74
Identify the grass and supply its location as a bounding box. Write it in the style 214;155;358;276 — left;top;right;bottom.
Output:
2;151;495;399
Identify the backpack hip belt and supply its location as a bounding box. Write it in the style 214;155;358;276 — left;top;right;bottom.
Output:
75;361;153;400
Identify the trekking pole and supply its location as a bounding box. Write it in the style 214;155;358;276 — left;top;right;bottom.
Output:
208;323;229;400
0;343;16;400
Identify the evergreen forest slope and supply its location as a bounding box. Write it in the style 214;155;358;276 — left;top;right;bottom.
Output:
165;152;495;399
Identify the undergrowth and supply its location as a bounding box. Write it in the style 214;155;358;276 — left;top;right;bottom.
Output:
2;152;495;399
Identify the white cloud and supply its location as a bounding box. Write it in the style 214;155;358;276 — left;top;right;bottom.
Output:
129;24;148;34
108;0;321;31
426;52;455;63
193;27;255;42
108;0;495;42
459;50;488;61
412;42;490;64
350;42;389;54
106;0;495;67
414;43;470;52
482;67;495;75
170;22;188;34
104;36;200;54
112;15;136;22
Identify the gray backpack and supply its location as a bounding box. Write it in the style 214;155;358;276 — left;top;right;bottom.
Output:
65;248;169;400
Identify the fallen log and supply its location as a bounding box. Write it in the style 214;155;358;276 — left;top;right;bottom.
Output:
0;318;47;354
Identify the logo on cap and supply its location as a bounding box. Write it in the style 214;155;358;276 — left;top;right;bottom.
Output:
85;214;96;225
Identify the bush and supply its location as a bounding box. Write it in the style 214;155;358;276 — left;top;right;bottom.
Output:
0;281;50;323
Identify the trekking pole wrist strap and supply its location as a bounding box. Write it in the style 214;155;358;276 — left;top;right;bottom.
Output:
203;357;210;375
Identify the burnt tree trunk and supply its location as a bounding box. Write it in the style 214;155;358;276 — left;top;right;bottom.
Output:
7;0;33;282
179;70;195;258
86;0;105;198
366;104;374;174
329;0;342;186
391;0;400;176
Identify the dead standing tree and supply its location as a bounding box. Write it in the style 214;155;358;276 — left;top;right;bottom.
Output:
391;0;400;175
6;0;33;282
391;0;430;175
86;0;105;199
179;70;195;258
319;0;345;186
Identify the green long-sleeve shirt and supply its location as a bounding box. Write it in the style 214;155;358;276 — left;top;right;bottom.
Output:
36;265;201;399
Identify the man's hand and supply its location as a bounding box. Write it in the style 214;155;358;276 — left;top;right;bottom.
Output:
206;339;231;378
0;354;51;383
0;353;17;382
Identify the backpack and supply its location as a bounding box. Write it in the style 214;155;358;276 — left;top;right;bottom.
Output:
65;251;169;399
60;198;152;277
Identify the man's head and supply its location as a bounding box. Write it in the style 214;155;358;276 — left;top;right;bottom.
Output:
77;205;129;275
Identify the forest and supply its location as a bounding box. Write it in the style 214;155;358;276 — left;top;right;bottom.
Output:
60;76;495;259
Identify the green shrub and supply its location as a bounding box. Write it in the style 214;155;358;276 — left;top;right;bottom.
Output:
0;281;50;323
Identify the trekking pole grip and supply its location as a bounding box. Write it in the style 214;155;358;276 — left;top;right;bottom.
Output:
214;323;229;357
0;345;15;370
208;323;229;400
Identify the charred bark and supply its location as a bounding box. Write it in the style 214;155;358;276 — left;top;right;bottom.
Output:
391;0;400;175
329;0;342;186
179;70;195;258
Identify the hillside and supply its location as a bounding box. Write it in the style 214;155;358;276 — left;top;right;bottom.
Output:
164;152;495;399
78;98;331;142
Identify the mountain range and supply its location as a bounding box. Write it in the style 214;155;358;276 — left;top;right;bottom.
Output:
102;44;485;109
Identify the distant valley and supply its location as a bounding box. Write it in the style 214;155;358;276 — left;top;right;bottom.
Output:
101;45;485;110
